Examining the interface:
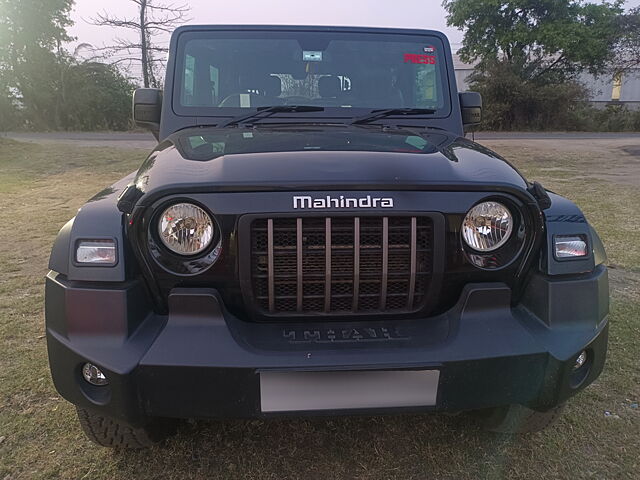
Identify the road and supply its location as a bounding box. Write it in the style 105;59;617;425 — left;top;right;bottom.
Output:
474;131;640;140
3;130;639;150
2;131;158;149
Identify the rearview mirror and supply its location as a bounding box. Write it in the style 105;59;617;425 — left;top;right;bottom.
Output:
133;88;162;139
459;92;482;131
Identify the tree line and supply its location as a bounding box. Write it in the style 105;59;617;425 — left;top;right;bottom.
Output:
444;0;640;131
1;0;639;132
0;0;186;131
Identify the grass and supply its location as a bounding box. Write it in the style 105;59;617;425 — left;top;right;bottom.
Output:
0;136;638;480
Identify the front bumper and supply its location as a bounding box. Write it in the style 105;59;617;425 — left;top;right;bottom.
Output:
45;266;609;426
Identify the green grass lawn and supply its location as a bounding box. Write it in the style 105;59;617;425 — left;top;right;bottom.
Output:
0;137;638;480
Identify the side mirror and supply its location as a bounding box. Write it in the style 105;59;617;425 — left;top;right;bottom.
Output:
459;91;482;131
133;88;162;139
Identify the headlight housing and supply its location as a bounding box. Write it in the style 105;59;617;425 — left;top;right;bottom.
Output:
462;201;513;252
158;203;214;255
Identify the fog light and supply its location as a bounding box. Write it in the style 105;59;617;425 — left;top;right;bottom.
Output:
573;350;588;370
82;363;108;386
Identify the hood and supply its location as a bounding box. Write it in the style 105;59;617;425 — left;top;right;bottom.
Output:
132;126;529;205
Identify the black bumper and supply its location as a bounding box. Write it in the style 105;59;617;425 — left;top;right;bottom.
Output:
45;266;609;426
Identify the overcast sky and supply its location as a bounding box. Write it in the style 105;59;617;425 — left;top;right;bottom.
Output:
69;0;465;50
68;0;640;76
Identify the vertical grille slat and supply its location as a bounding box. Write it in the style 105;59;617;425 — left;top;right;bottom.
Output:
407;216;417;309
324;218;332;313
296;218;303;312
352;217;360;312
380;217;389;310
267;218;275;313
251;215;433;316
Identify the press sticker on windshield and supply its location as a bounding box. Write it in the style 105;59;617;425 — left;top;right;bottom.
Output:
404;53;436;64
303;51;323;62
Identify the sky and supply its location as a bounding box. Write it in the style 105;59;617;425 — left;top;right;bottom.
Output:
69;0;465;53
68;0;640;77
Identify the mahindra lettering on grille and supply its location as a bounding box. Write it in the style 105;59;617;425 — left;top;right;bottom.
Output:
293;195;394;209
250;216;433;316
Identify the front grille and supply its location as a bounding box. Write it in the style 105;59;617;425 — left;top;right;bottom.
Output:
249;216;433;316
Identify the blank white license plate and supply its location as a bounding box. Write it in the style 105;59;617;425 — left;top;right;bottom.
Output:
260;369;439;412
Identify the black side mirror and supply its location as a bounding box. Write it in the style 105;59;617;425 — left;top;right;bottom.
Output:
133;88;162;139
459;91;482;131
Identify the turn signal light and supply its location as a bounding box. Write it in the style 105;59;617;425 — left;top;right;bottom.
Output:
554;235;588;259
76;240;117;265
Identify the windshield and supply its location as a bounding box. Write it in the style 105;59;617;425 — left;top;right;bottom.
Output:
173;30;450;117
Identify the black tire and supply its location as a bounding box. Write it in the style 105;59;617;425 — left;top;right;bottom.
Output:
76;406;176;449
478;403;566;434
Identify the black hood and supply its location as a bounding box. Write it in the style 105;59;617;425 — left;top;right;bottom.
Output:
132;126;528;205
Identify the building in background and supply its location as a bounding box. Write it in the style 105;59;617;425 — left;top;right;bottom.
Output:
454;54;640;110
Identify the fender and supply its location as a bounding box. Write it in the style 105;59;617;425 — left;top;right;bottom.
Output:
541;192;601;275
48;173;137;282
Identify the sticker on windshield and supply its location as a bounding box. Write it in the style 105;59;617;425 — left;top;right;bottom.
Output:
423;45;436;53
404;53;436;64
303;51;323;62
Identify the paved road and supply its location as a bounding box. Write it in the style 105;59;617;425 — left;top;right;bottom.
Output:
2;131;158;149
3;130;639;149
474;131;640;140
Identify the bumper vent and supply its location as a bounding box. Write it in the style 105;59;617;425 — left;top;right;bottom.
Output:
249;216;433;316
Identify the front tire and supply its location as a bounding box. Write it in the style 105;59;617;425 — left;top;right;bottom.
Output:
478;403;566;433
76;407;176;449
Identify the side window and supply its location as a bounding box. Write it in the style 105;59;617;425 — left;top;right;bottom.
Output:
183;54;195;106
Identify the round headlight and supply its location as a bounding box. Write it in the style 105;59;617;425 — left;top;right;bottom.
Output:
158;203;214;255
462;201;513;252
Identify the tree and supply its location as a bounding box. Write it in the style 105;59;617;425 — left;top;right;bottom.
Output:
611;6;640;74
443;0;625;80
58;61;138;131
0;0;140;131
443;0;627;130
464;61;589;130
91;0;190;88
0;0;74;129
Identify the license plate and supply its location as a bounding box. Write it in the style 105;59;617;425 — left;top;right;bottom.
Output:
260;369;439;412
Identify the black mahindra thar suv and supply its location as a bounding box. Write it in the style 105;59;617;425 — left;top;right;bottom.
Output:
45;25;609;448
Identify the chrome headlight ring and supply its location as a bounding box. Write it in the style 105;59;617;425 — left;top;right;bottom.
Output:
157;202;214;256
462;201;513;252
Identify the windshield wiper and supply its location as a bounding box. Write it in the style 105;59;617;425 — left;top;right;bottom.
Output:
217;105;325;128
350;108;437;125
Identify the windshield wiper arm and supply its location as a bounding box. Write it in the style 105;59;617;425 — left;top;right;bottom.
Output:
350;108;437;125
217;105;325;128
